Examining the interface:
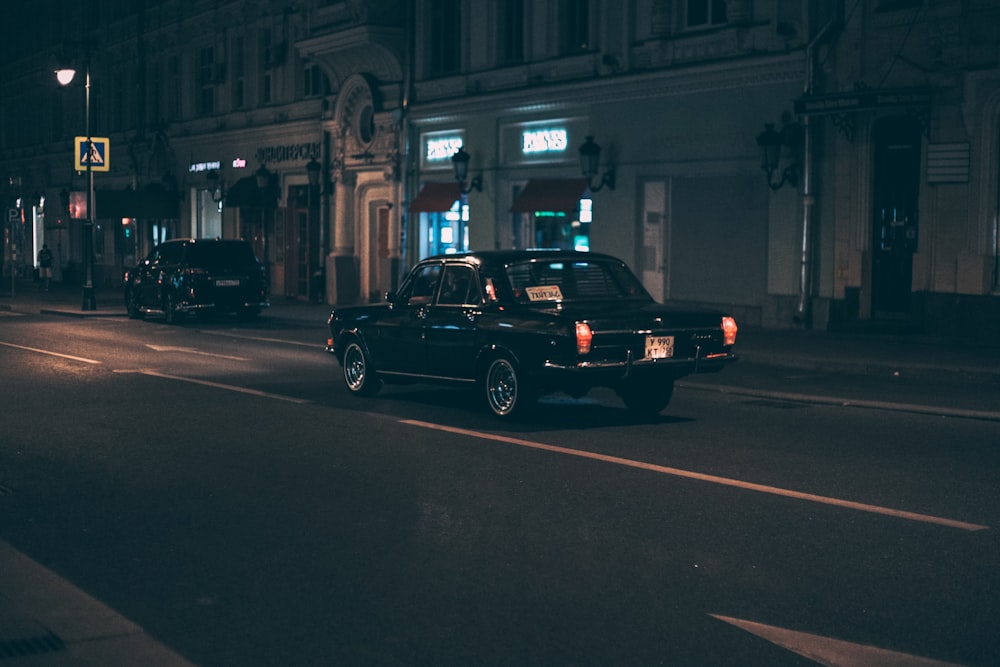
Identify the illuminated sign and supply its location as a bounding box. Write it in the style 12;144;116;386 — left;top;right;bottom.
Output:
189;161;221;173
522;128;568;154
426;136;464;162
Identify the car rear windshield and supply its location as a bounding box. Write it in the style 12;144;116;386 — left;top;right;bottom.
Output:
187;242;259;269
505;259;650;303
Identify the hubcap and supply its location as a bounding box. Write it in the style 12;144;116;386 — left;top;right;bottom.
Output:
344;345;366;390
487;359;516;415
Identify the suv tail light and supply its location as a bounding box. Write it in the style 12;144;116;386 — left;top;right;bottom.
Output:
576;322;593;355
722;317;738;346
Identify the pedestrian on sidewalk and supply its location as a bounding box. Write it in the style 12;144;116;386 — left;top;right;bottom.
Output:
37;243;53;291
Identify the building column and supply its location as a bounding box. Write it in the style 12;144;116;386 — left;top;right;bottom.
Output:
326;170;359;305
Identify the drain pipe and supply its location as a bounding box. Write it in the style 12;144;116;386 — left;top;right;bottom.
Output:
796;19;838;323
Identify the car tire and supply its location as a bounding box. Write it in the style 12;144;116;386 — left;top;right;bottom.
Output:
617;380;674;415
163;292;182;325
342;340;382;396
483;356;534;418
125;289;143;319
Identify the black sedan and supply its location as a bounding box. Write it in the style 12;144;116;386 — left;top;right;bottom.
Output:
124;238;269;323
326;250;737;418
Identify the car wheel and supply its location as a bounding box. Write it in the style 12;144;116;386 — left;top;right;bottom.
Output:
125;289;143;319
163;292;182;324
617;380;674;415
342;340;382;396
483;356;534;418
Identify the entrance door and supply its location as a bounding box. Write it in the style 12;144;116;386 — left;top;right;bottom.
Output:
871;117;921;317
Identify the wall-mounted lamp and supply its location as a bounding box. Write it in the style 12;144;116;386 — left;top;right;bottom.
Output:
306;158;322;188
451;146;482;194
578;136;616;192
255;164;271;191
206;169;224;203
756;120;802;191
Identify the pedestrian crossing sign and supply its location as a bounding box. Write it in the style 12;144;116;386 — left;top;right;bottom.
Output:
74;136;110;172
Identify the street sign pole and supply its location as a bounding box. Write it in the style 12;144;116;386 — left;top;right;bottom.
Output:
82;66;96;311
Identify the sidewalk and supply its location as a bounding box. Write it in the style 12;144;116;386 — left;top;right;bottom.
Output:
4;277;999;386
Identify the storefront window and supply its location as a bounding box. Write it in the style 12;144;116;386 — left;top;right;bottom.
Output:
512;198;591;251
420;199;469;258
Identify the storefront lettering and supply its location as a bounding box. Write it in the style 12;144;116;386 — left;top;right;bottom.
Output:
426;136;464;162
255;142;321;164
522;128;568;154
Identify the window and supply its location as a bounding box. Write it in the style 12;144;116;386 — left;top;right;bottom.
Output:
559;0;590;54
167;56;181;120
197;46;216;115
686;0;727;28
304;62;328;98
498;0;525;65
428;0;461;76
232;36;246;109
404;264;443;305
437;266;481;306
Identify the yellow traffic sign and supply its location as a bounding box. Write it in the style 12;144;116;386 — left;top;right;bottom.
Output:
74;136;110;172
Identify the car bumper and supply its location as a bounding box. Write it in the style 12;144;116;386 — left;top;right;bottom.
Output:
543;349;737;377
177;300;270;313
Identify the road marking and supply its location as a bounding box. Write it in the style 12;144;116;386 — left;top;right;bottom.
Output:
710;614;968;667
199;329;319;348
119;369;310;404
400;419;989;533
0;340;101;364
145;344;250;361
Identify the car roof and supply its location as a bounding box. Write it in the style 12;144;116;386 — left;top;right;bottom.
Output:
420;249;626;268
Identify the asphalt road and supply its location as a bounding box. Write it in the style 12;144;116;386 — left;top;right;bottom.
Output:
0;310;997;666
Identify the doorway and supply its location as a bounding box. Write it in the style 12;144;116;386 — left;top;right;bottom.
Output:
871;116;921;318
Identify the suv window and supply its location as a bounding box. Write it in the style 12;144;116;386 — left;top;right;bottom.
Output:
186;242;258;269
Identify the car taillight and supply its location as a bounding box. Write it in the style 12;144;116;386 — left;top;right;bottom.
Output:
722;316;738;346
576;322;593;355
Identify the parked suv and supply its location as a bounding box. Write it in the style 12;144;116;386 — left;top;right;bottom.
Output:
124;238;269;323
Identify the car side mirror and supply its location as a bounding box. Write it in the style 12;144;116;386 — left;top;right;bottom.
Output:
384;291;398;304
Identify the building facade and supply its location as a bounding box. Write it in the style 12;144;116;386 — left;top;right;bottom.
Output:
1;0;998;335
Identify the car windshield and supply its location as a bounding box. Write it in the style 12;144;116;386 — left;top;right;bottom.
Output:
504;259;650;303
187;242;258;269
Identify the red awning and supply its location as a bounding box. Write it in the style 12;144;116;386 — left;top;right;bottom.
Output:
408;181;462;212
510;178;589;214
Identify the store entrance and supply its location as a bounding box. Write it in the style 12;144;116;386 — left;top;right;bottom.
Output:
871;116;921;318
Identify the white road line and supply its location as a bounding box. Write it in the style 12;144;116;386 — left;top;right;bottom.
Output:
199;329;319;348
0;340;101;364
145;344;250;361
119;369;311;404
400;419;989;533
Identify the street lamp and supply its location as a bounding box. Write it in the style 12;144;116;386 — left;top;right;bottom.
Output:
578;136;616;192
756;120;802;191
55;64;96;310
451;146;482;194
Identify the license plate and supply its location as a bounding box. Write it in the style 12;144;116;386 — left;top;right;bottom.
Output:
645;335;675;359
215;279;241;287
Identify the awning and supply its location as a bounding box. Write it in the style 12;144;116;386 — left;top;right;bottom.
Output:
408;181;462;213
96;185;179;219
510;178;589;214
223;176;264;208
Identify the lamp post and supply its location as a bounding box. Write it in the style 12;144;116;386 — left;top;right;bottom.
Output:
255;164;272;284
306;158;322;301
55;64;96;310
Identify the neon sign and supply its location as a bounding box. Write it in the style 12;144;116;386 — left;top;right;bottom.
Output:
426;136;464;162
522;128;568;154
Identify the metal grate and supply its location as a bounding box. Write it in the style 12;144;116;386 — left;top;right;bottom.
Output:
0;633;66;660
